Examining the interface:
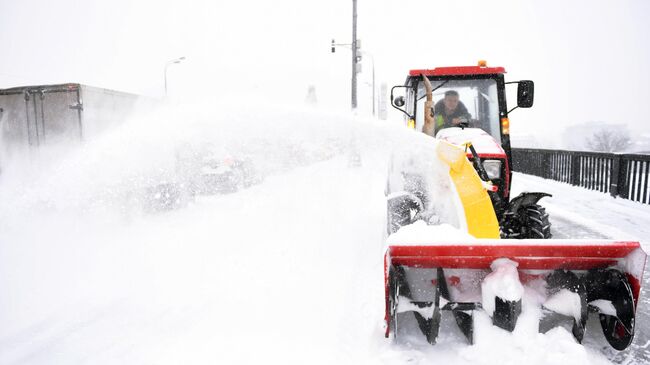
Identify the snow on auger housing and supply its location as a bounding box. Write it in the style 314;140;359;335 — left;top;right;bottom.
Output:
384;61;646;350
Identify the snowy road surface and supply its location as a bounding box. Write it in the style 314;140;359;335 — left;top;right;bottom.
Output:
0;104;649;365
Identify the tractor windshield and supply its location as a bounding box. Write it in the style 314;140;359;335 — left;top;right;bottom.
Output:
414;78;501;143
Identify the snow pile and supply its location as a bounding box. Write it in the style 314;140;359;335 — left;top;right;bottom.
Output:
396;296;442;319
462;318;606;365
436;127;504;155
481;258;524;316
589;300;617;317
386;141;465;231
386;221;475;245
543;289;582;322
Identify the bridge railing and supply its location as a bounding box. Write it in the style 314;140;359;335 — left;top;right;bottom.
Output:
512;148;650;204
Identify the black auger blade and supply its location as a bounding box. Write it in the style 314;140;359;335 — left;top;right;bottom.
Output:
584;269;636;350
541;270;588;343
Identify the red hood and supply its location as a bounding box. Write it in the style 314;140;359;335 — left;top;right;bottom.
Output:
436;127;506;159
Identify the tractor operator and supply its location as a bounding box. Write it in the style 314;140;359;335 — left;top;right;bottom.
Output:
433;90;471;130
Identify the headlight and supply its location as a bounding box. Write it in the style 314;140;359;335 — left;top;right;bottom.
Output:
482;160;502;179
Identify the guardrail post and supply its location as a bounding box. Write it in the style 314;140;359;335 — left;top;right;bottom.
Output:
610;155;621;197
619;156;630;199
610;155;629;199
570;153;580;186
542;152;551;179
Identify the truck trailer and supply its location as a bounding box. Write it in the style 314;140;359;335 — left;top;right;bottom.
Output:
0;83;151;161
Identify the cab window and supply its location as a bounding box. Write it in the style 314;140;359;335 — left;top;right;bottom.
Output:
413;78;500;143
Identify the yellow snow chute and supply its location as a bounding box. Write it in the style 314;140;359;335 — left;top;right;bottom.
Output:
436;140;500;239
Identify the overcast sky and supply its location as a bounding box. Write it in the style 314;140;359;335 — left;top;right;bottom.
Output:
1;0;649;145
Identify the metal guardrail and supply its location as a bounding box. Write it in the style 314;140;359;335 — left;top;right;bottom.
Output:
512;148;650;204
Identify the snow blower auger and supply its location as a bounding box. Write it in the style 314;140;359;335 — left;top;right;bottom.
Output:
384;239;646;349
384;62;647;350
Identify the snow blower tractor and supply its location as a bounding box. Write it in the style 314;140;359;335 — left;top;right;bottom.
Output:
384;62;646;350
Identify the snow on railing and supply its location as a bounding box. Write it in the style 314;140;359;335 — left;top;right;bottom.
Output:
512;148;650;205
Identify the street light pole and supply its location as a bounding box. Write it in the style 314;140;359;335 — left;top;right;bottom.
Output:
164;56;186;96
355;49;376;117
363;51;375;116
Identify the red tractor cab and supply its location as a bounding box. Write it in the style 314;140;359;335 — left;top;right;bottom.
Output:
390;62;548;238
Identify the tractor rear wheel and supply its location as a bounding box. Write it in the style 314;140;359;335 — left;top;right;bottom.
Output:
524;205;552;239
502;204;552;239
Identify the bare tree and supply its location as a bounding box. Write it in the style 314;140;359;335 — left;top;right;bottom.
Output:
585;128;631;152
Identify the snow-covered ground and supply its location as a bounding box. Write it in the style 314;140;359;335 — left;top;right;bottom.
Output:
511;173;650;246
0;103;648;364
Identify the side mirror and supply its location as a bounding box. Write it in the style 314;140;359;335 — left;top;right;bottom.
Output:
517;80;534;108
390;85;414;119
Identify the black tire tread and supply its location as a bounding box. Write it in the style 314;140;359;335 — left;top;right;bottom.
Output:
502;204;552;239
